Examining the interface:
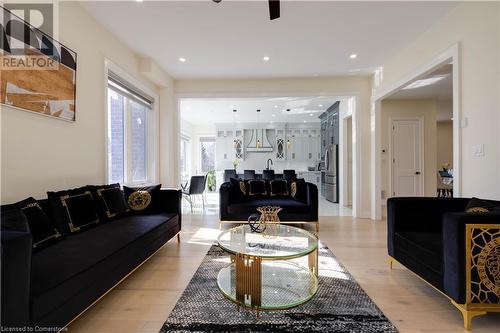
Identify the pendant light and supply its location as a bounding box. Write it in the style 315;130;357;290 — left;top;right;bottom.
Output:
233;109;238;148
286;108;291;149
256;109;261;148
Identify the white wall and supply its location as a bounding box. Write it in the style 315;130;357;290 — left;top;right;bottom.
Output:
175;76;373;217
0;2;175;203
373;2;500;200
381;100;437;198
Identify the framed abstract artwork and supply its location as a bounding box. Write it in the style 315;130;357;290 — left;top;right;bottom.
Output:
0;6;77;121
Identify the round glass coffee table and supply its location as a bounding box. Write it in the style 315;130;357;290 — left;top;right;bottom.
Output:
217;225;319;313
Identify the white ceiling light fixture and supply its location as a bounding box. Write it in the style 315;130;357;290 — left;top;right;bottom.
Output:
272;114;276;117
402;75;448;90
263;56;270;62
179;57;186;62
350;54;357;59
318;104;323;107
136;0;143;2
309;113;314;117
274;105;278;108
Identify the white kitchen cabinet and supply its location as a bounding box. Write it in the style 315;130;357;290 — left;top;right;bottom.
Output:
275;128;286;160
216;128;245;166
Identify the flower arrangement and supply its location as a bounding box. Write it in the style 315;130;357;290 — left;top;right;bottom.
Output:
441;163;451;171
232;158;239;170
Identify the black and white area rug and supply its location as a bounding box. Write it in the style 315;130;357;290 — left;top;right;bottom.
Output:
161;244;397;333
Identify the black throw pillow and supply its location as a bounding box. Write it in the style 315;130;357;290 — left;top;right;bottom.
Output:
269;179;289;197
465;198;500;213
123;184;161;214
248;179;267;196
89;183;129;221
289;178;307;202
18;197;62;250
47;187;100;234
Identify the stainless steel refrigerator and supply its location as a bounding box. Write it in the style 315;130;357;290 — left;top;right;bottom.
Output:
324;144;338;203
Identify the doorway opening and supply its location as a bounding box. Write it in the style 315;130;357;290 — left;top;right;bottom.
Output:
178;95;358;216
378;62;454;215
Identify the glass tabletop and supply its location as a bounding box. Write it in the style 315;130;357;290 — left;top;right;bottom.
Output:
217;225;318;259
217;260;318;310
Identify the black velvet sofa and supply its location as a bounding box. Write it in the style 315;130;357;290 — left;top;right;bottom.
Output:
219;180;318;231
387;197;500;329
1;188;181;331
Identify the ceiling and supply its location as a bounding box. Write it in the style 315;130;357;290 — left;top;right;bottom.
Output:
389;64;453;101
388;63;453;121
180;96;343;126
80;1;457;79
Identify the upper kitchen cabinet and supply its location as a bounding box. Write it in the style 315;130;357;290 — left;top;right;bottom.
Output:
275;127;286;160
286;127;322;162
216;128;245;162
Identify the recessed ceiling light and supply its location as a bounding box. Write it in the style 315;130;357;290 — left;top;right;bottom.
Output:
136;0;143;2
272;114;276;117
318;104;323;107
179;57;186;62
286;109;291;112
309;113;314;117
303;120;307;123
274;105;278;108
263;56;270;62
350;54;357;59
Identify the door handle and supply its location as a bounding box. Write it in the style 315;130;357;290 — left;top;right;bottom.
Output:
415;172;421;175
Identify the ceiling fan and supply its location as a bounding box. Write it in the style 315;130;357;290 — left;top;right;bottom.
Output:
212;0;281;20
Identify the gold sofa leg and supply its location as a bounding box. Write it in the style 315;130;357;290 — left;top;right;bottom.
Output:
177;233;181;243
452;301;487;330
316;222;320;232
388;256;394;269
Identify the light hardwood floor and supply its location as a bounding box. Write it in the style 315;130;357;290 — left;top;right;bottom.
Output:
68;214;500;332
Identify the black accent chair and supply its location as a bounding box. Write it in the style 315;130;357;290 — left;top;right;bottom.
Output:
387;197;500;329
224;169;237;182
182;175;207;213
1;188;181;330
283;169;296;181
219;181;318;231
243;170;256;180
262;169;275;180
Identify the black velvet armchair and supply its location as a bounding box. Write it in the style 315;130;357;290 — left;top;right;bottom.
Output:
387;197;500;329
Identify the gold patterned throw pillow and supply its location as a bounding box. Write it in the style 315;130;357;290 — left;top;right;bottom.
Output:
290;181;297;197
465;198;500;214
127;190;152;211
123;184;161;214
466;207;489;213
239;181;247;196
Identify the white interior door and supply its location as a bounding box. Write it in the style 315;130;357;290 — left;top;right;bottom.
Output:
391;118;423;197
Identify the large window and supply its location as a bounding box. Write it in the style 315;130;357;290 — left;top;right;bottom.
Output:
107;72;154;185
200;137;215;173
180;134;190;182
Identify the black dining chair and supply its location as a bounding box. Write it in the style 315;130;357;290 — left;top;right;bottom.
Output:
224;169;237;182
244;170;256;180
182;175;207;213
283;169;296;181
263;169;275;181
